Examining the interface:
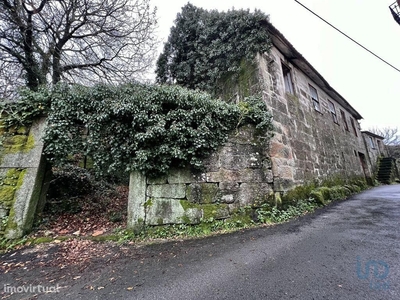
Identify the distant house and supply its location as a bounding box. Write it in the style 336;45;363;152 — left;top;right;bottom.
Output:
257;21;378;190
361;131;386;167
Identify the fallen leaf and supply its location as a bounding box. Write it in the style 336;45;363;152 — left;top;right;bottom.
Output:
92;230;104;237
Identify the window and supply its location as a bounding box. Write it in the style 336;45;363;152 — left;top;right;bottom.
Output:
309;85;320;111
369;136;376;149
282;63;294;94
350;118;358;137
340;110;349;131
328;100;338;123
377;140;382;153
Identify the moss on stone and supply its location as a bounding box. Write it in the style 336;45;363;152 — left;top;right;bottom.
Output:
24;133;35;152
201;204;228;219
180;200;229;220
5;205;17;232
15;169;26;190
0;169;25;208
0;169;26;237
16;126;28;135
180;215;191;224
218;59;259;102
3;135;27;152
0;126;35;165
186;183;220;204
0;187;15;204
143;198;153;208
180;199;194;211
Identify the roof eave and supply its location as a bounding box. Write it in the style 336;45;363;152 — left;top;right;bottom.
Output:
262;20;363;120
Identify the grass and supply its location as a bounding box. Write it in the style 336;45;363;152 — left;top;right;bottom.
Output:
0;198;324;253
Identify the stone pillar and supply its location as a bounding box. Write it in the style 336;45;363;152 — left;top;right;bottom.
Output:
127;171;147;232
1;118;48;239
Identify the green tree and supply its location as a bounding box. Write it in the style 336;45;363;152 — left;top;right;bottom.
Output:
156;3;271;97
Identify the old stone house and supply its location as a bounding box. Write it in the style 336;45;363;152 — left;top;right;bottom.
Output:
258;22;376;190
361;131;386;169
1;20;392;237
127;21;387;228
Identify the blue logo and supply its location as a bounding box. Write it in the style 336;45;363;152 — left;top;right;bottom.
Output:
356;256;390;290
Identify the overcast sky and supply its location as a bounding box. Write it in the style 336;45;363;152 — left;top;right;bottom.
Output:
150;0;400;131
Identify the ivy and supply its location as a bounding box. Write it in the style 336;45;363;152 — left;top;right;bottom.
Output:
0;87;50;128
42;83;272;177
156;4;271;97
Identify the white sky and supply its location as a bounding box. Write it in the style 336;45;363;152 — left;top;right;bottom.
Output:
150;0;400;130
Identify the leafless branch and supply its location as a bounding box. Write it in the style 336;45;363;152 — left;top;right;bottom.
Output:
0;0;158;95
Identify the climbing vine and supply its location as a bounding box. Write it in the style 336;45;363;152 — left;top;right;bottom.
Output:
42;83;272;177
156;4;271;97
0;87;50;128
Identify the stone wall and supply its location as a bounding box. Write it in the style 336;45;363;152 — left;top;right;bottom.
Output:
128;125;273;229
0;118;47;239
257;49;370;191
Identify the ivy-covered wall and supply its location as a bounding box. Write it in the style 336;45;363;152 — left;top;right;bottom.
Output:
128;124;273;229
0;117;47;239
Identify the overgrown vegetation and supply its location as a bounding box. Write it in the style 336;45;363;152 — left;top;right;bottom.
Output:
156;3;271;97
41;83;272;177
0;173;370;252
0;78;272;179
281;176;368;207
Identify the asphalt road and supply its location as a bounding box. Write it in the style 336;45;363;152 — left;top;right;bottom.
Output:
2;185;400;299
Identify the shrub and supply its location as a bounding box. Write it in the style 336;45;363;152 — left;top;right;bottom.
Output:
47;165;94;199
43;83;273;178
316;187;330;201
309;190;325;205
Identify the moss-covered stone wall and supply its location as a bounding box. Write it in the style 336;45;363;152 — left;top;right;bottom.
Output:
0;117;47;239
257;49;374;191
128;124;273;229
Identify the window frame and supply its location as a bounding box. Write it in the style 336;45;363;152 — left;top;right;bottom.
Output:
350;117;358;137
340;109;349;131
308;84;321;112
281;62;294;95
369;136;376;149
327;100;338;124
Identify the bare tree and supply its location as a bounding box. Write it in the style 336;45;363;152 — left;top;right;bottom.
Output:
0;61;24;99
369;127;400;145
369;127;400;158
0;0;157;95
